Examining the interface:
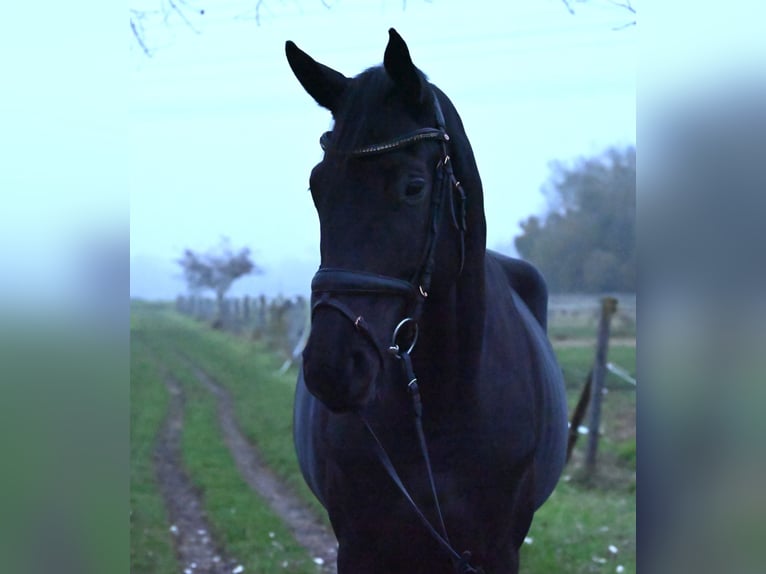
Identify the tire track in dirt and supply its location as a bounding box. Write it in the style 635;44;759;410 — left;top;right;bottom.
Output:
182;357;338;574
154;373;239;574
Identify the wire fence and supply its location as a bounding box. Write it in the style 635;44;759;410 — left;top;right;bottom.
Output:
175;292;637;375
175;294;310;367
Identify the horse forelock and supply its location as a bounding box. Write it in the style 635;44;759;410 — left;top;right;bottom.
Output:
326;66;436;158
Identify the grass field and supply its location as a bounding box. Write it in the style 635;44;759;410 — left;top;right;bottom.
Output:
523;304;636;574
130;300;635;573
130;334;180;573
131;304;319;573
1;318;128;574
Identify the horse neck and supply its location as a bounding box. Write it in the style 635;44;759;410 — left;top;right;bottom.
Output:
417;252;486;405
454;246;487;385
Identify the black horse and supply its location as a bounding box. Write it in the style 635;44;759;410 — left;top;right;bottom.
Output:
288;29;567;574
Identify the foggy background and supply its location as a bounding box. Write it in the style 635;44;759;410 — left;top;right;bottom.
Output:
127;0;636;299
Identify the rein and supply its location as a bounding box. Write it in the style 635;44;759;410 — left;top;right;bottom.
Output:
361;342;485;574
309;90;483;574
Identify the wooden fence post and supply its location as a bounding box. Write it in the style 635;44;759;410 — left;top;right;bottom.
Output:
243;295;251;322
566;368;592;463
585;296;618;477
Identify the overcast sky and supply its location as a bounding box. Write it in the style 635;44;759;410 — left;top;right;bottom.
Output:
3;2;764;303
126;0;637;298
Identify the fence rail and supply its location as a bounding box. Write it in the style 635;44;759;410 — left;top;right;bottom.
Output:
175;292;636;370
175;294;310;365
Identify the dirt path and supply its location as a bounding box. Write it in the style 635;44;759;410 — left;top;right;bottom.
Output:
185;360;339;574
154;374;239;574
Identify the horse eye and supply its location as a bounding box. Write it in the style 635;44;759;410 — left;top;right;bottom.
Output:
405;179;426;199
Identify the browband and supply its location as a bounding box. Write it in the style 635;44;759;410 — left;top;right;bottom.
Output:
319;127;448;157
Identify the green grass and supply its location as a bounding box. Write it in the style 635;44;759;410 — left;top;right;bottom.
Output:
553;345;636;390
521;482;636;574
130;301;635;573
130;335;179;574
161;351;317;573
131;302;322;572
136;305;325;519
0;319;129;574
554;343;636;485
542;338;636;573
547;304;636;342
532;314;636;572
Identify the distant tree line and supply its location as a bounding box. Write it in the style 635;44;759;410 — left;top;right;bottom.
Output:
515;146;635;293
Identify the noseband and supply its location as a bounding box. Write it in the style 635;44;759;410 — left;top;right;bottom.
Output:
307;90;483;573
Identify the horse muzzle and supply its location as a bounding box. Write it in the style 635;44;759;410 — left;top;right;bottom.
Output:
301;267;418;412
302;323;380;412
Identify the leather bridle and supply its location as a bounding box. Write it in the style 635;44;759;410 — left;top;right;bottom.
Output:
310;90;467;353
306;90;483;573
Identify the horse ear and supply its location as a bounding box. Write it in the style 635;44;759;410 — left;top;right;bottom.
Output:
285;40;349;113
384;28;426;106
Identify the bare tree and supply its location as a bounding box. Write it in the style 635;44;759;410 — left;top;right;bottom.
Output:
176;237;262;326
560;0;636;29
131;1;635;57
130;0;207;57
130;0;336;56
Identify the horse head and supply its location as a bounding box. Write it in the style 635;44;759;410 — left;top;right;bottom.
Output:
286;29;484;412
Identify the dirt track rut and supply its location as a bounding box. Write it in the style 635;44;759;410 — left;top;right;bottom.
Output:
155;374;238;574
185;360;338;574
